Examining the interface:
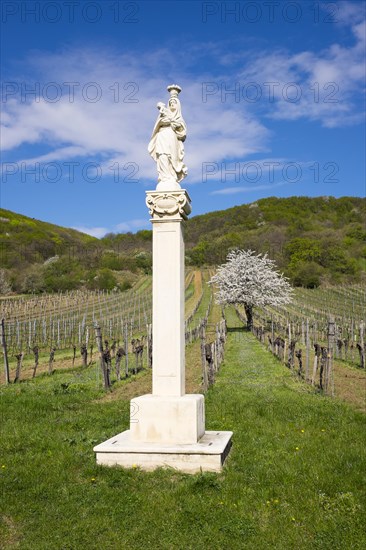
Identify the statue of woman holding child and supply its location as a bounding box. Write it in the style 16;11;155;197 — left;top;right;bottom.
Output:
148;85;188;190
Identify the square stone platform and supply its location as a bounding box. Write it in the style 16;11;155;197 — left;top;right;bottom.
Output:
94;430;232;473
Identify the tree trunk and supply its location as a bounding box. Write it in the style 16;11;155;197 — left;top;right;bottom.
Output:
244;303;253;330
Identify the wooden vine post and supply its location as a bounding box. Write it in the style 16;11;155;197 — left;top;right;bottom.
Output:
200;323;208;392
326;316;335;396
80;344;88;367
1;319;10;385
32;346;39;379
305;318;310;381
48;348;56;375
147;323;153;369
311;344;321;385
14;352;24;384
115;347;125;381
94;323;111;390
358;321;365;369
124;322;129;377
271;316;274;354
14;352;24;383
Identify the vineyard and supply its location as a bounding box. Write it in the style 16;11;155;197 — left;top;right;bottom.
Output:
0;270;224;388
0;276;365;410
241;285;366;411
1;274;366;549
0;276;153;353
252;285;365;366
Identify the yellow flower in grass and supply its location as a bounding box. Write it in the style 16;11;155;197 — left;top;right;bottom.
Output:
91;477;96;482
295;447;300;451
1;465;5;469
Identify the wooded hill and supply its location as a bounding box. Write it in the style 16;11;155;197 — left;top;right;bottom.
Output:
1;196;365;293
0;207;151;294
184;196;366;287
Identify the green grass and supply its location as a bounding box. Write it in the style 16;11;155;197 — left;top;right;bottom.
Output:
184;279;195;302
186;270;212;328
1;307;365;549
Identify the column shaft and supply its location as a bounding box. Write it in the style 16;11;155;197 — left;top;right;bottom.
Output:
152;219;185;396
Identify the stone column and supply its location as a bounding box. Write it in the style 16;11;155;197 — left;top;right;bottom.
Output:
146;189;191;397
129;189;205;445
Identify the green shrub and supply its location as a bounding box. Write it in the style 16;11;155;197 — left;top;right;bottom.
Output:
88;268;117;290
288;261;323;288
135;252;152;274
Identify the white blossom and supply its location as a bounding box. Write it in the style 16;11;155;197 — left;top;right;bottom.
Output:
209;249;293;307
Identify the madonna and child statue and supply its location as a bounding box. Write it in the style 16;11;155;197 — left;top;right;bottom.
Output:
148;84;188;191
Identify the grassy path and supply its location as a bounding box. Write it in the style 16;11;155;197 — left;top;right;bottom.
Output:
204;308;366;548
1;308;365;549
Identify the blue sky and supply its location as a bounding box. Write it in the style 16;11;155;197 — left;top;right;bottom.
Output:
1;0;365;237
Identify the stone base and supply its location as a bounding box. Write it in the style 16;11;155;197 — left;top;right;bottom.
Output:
94;430;233;474
130;394;205;444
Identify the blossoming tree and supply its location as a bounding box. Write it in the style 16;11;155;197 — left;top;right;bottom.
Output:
209;249;293;329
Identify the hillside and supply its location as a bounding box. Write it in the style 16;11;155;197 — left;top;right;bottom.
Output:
185;196;366;287
0;208;99;263
1;196;365;293
0;209;149;293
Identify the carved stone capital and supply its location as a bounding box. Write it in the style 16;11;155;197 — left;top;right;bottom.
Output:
146;190;192;221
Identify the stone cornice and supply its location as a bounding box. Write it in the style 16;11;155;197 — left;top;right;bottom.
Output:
146;190;192;221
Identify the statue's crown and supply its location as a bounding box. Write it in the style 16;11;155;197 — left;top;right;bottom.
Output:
167;84;182;98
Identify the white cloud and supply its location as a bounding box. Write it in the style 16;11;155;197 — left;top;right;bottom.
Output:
332;1;366;27
115;219;150;232
72;226;108;238
0;46;270;184
235;12;365;128
211;180;290;195
72;218;150;237
14;146;91;165
1;11;364;185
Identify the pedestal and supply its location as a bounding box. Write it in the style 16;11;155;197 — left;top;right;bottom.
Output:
94;189;232;473
130;394;205;444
